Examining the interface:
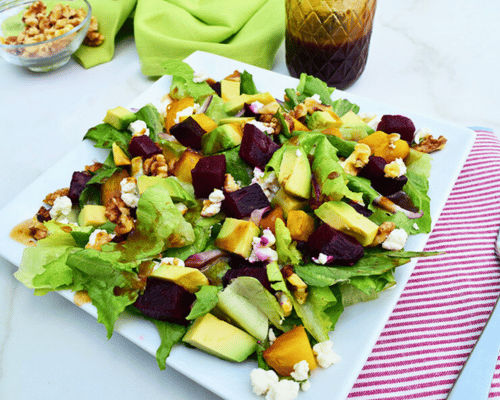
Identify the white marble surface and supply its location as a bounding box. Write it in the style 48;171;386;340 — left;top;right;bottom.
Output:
0;1;499;399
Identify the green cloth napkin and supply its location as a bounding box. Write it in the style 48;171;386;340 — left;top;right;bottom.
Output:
133;0;285;76
73;0;137;69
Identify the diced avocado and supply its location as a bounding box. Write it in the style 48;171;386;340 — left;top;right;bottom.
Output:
314;201;379;246
201;123;242;155
278;145;312;199
221;79;241;103
78;205;108;227
339;111;375;140
112;142;131;166
307;111;342;131
183;313;257;362
137;176;196;206
223;92;276;115
215;218;260;259
103;106;137;130
215;284;269;341
158;140;187;162
150;264;208;293
218;117;255;126
271;188;308;219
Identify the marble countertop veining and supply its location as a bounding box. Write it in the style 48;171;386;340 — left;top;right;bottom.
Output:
1;0;499;399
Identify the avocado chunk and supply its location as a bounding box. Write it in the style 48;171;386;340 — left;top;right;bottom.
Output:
201;123;242;155
220;79;241;103
103;106;137;130
150;263;209;293
278;145;312;199
307;111;342;131
314;201;379;246
223;92;276;115
339;111;375;140
78;205;108;227
215;218;260;259
216;284;269;341
183;313;257;362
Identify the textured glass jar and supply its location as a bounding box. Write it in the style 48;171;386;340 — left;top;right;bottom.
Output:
285;0;377;90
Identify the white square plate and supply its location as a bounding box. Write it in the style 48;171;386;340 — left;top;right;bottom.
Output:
0;51;476;400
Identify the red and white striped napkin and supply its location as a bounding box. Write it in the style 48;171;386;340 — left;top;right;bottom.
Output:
348;128;500;400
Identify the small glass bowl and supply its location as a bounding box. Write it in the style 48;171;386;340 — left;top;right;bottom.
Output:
0;0;91;72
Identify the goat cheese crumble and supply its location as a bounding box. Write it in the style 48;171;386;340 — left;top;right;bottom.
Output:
128;120;149;137
120;177;140;208
313;340;341;369
382;228;409;251
49;196;72;221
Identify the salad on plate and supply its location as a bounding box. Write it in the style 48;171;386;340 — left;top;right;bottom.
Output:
12;60;446;399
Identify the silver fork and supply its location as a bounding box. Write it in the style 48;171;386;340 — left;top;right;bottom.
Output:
446;229;500;399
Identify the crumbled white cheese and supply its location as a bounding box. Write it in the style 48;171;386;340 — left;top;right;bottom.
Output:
382;228;408;251
49;196;72;221
341;143;371;176
388;133;400;149
414;127;431;144
413;223;419;230
252;168;280;202
174;103;201;124
247;119;274;134
120;177;140;208
193;70;209;83
313;253;330;265
87;229;109;246
250;368;279;396
208;189;225;203
249;101;265;113
290;360;310;382
265;379;300;400
295;149;302;157
128;120;149;137
249;229;278;263
300;380;311;392
201;189;225;217
313;340;341;369
384;158;407;178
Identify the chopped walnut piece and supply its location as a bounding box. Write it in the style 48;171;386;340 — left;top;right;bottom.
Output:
258;114;280;135
36;206;51;222
224;174;240;193
43;188;70;206
412;135;447;153
105;197;135;235
290;103;308;121
83;16;104;47
29;220;48;240
84;162;103;174
223;70;241;81
143;154;169;178
369;221;396;247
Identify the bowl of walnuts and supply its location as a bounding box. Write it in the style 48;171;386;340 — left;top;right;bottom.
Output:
0;0;102;72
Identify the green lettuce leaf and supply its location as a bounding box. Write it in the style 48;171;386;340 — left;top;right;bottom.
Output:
187;285;222;320
275;219;302;265
84;123;131;148
135;104;163;142
240;71;258;95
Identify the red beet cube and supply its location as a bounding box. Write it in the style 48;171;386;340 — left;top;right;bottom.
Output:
128;135;163;158
239;123;280;169
191;155;227;198
222;183;270;218
169;116;206;150
133;278;196;325
68;171;92;204
307;223;364;266
377;115;416;144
